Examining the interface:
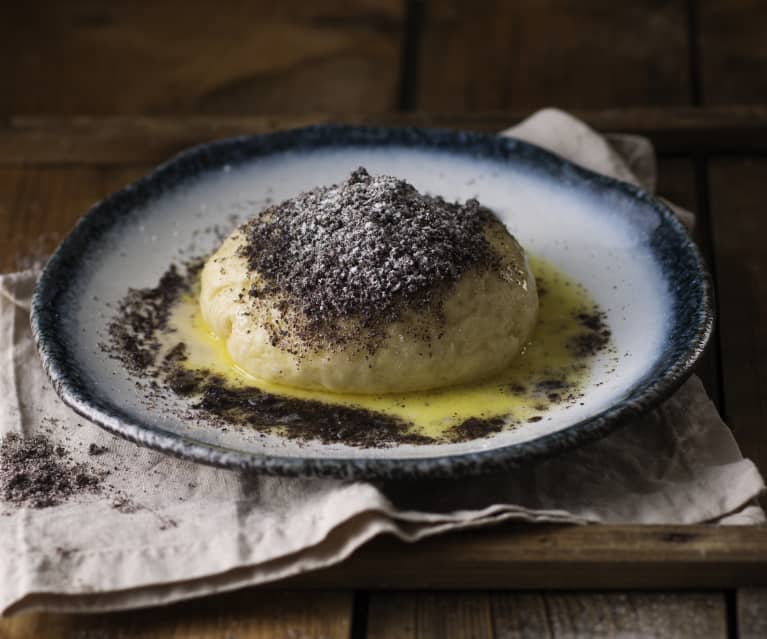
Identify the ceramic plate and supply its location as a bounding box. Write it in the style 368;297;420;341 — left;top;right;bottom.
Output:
31;125;713;479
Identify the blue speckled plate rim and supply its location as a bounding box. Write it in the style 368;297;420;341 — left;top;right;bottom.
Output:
31;124;714;480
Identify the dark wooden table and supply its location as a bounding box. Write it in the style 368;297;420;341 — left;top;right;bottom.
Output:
1;2;767;637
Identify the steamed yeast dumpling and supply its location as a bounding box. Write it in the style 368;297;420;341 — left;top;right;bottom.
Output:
200;168;538;393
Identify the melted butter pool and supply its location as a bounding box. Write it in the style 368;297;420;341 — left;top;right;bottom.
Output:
165;256;609;439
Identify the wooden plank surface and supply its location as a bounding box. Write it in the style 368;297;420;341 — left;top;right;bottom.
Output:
367;591;728;638
0;591;353;639
708;157;767;475
0;165;154;272
657;157;699;214
5;1;767;117
699;0;767;105
414;0;692;112
737;588;767;639
278;525;767;589
0;167;104;272
4;108;767;168
367;592;494;639
0;1;404;117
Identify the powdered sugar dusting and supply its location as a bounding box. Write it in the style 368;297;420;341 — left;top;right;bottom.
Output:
238;167;499;347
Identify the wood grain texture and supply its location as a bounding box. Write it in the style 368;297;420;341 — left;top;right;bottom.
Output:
657;157;699;214
0;167;104;271
491;592;726;638
737;588;767;639
0;165;156;272
366;591;727;638
415;0;691;112
699;0;767;105
5;108;767;167
367;592;493;639
708;157;767;476
0;590;353;639
0;0;404;116
279;525;767;589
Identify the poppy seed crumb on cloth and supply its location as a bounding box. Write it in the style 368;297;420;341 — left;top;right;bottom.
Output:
238;167;500;347
0;434;103;509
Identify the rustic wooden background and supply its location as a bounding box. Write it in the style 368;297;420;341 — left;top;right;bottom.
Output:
1;1;766;638
2;0;765;116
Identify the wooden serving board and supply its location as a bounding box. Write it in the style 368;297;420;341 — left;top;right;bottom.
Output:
1;111;765;638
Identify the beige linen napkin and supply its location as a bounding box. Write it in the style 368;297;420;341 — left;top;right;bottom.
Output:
1;109;764;616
